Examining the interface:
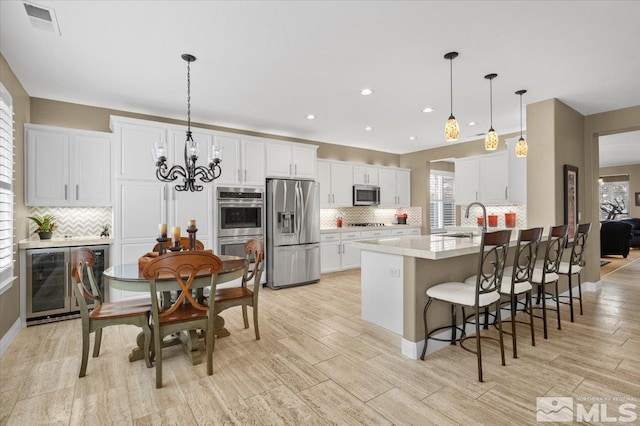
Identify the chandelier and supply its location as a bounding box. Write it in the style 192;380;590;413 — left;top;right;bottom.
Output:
153;54;222;192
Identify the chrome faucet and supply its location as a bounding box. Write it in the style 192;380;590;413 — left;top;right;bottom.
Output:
465;202;487;233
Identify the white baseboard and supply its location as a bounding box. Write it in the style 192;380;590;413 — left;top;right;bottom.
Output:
0;318;22;358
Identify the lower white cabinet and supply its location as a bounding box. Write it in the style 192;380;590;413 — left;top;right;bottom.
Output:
320;227;419;273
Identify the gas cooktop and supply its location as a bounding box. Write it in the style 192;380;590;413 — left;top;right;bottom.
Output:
348;223;387;227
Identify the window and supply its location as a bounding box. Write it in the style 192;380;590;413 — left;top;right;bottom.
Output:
430;171;455;232
599;176;629;221
0;83;15;295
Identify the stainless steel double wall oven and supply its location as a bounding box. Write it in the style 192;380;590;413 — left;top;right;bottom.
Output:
216;187;264;265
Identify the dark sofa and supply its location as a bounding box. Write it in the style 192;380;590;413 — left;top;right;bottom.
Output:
619;218;640;248
600;221;632;258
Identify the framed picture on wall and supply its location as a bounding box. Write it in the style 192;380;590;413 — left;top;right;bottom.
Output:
564;164;578;238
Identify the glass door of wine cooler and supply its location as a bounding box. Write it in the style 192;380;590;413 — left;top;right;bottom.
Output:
26;247;71;319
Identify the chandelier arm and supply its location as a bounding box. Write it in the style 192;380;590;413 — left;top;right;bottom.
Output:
156;161;188;182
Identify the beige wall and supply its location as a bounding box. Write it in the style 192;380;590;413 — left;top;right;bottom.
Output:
30;98;399;167
599;164;640;219
0;54;30;340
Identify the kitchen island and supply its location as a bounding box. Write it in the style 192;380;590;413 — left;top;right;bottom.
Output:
353;232;512;360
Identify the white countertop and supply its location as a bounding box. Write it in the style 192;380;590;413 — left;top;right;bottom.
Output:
353;230;529;260
19;236;114;250
321;224;421;233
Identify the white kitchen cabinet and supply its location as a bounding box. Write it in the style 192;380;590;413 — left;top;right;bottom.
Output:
353;165;379;185
454;151;523;205
266;141;317;180
378;167;411;207
25;124;111;206
214;134;265;186
506;139;527;204
320;234;341;273
318;160;353;207
391;227;421;236
113;119;167;181
341;241;361;270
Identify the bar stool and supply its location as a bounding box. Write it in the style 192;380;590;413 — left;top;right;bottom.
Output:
557;223;592;322
465;227;543;358
420;229;511;382
531;225;569;339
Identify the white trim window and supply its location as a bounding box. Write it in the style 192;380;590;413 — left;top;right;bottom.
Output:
430;170;455;232
0;83;15;295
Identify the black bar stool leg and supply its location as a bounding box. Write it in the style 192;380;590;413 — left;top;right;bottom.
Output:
555;281;562;330
541;284;548;339
496;300;505;366
475;308;483;382
528;291;535;347
420;298;434;360
578;273;584;315
511;294;518;358
450;304;457;345
568;274;575;322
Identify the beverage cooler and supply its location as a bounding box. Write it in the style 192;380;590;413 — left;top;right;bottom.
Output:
25;245;109;324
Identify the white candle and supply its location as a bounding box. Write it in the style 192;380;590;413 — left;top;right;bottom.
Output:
172;226;181;242
188;219;196;229
159;223;167;237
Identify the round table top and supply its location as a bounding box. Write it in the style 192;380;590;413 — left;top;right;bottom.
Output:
104;255;247;282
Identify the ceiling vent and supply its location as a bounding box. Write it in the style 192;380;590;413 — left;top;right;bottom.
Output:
23;2;61;35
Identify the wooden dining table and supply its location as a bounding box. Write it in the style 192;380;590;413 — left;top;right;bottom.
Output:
103;254;248;365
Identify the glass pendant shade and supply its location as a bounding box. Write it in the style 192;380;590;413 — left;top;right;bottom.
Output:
515;137;528;157
484;128;498;150
445;115;460;142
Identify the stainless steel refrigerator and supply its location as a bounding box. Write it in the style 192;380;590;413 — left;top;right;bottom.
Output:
266;178;321;289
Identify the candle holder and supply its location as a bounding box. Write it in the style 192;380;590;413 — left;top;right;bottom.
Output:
169;240;183;252
187;226;198;250
156;236;169;255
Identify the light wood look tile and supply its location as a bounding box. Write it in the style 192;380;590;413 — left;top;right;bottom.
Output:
1;255;639;424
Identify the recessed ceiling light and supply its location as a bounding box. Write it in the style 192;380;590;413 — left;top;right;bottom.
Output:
422;107;435;113
365;126;373;131
306;114;316;120
360;88;374;96
408;136;417;141
468;121;477;126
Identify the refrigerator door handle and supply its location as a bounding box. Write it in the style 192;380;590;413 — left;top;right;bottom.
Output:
296;181;303;242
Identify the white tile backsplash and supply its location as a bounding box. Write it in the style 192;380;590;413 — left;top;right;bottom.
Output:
28;207;113;238
321;206;421;228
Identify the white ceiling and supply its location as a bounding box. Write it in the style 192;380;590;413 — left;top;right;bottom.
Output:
599;130;640;168
1;1;640;154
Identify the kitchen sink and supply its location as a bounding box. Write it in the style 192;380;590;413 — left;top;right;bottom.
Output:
441;232;475;238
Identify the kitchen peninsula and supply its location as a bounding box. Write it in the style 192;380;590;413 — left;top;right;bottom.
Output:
353;232;512;360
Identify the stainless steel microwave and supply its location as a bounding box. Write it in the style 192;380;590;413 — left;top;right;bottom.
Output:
353;185;380;206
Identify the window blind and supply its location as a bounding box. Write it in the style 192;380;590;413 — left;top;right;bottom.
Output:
0;83;15;294
430;171;455;232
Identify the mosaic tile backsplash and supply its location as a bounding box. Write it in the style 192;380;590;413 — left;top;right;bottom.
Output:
459;204;527;229
27;207;113;238
320;206;422;228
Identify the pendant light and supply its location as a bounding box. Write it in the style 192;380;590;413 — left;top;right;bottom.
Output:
515;89;528;157
484;73;499;150
444;52;460;142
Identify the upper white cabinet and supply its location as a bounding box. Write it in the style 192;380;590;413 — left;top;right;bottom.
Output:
353;165;379;185
318;160;353;207
25;124;111;206
112;118;167;181
266;141;317;180
454;150;525;205
378;167;411;207
214;134;265;186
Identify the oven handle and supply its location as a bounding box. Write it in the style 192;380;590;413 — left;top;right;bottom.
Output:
218;201;264;207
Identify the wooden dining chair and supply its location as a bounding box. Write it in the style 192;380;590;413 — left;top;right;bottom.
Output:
152;237;204;252
142;250;223;388
71;247;152;377
214;239;264;340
